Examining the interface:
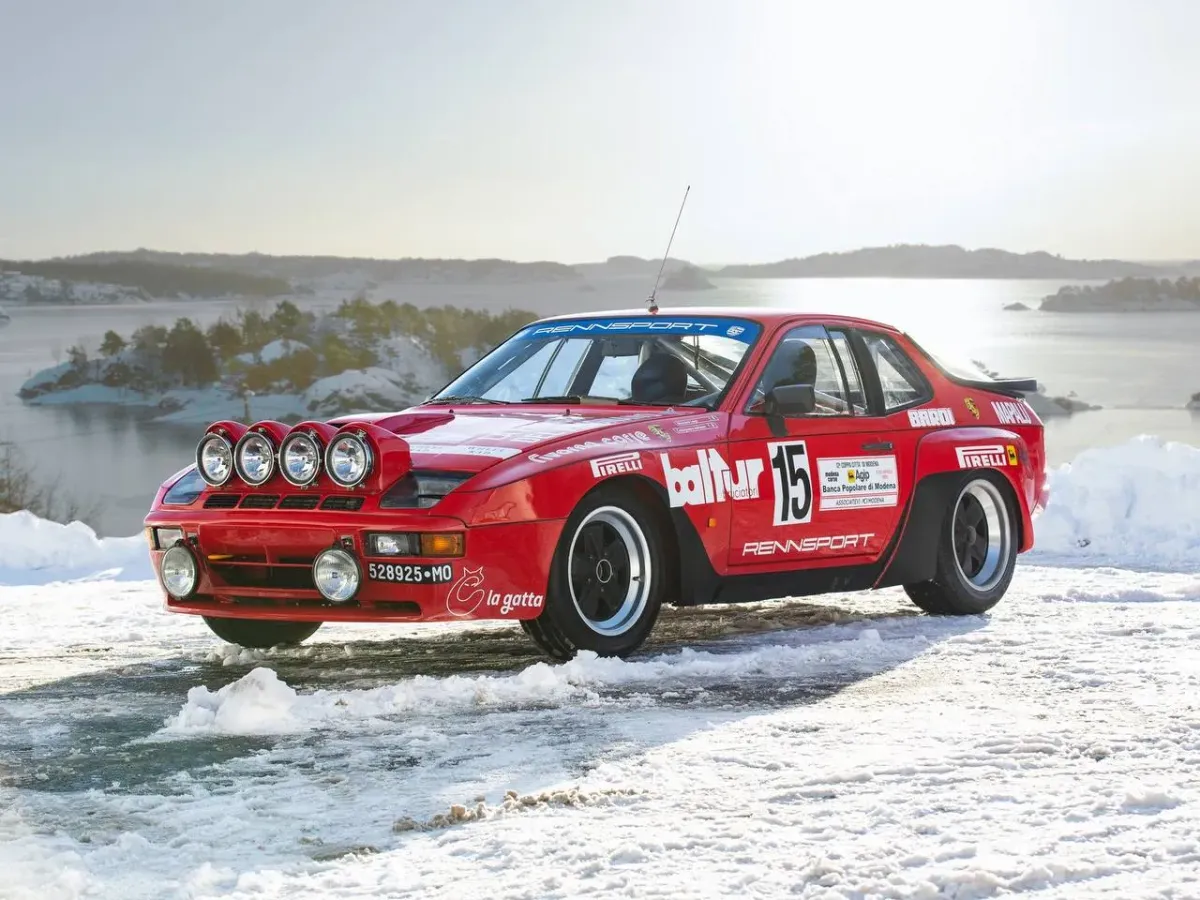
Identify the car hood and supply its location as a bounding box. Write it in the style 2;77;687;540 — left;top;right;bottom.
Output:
328;406;683;473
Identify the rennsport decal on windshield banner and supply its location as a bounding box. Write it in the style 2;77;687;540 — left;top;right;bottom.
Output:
518;317;761;342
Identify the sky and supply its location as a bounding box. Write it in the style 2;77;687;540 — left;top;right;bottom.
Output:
1;0;1198;263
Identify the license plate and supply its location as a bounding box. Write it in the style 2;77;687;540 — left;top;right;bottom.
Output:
366;562;453;584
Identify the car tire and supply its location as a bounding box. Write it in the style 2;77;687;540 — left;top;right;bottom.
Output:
521;484;668;660
904;473;1018;616
202;616;323;649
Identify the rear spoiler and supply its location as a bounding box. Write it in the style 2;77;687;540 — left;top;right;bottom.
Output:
902;334;1039;399
949;376;1039;397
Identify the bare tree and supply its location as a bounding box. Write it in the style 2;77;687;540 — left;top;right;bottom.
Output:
0;442;99;523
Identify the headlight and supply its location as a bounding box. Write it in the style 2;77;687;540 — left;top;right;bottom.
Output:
379;471;472;508
196;434;234;486
312;548;360;602
280;432;322;486
325;434;372;487
163;468;205;505
159;544;198;599
235;432;275;486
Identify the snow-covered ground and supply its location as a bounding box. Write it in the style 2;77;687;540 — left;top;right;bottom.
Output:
3;438;1200;898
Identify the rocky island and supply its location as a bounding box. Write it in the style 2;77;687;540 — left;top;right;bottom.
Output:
1040;276;1200;312
18;299;536;424
660;264;716;291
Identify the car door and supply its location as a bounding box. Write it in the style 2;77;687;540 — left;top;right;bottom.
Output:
725;322;908;569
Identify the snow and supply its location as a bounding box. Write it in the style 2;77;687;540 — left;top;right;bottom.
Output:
5;436;1200;898
1030;435;1200;570
0;510;150;585
302;366;429;417
0;272;149;305
256;338;310;364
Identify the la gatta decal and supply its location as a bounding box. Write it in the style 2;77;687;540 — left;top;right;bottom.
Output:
445;566;544;618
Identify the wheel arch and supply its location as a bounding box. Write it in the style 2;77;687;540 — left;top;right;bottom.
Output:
876;466;1024;589
578;473;717;608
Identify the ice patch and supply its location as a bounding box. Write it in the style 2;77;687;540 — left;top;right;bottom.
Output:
1032;436;1200;571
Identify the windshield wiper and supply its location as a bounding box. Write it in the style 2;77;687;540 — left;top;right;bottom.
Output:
424;395;511;405
520;394;583;404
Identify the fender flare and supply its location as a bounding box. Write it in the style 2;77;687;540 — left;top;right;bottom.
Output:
875;427;1035;588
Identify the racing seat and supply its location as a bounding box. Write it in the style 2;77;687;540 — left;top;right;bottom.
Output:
629;352;689;404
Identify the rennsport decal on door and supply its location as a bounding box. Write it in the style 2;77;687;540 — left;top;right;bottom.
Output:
767;440;813;525
817;455;899;510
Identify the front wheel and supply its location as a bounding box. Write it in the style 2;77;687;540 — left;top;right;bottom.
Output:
202;616;323;649
904;474;1018;616
522;485;668;660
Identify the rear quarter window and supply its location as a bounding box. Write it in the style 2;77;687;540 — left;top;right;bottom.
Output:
861;332;933;412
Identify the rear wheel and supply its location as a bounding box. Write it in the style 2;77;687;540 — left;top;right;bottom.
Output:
904;474;1017;616
202;616;323;649
521;484;667;660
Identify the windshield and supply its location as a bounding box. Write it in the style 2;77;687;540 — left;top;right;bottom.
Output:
430;316;762;408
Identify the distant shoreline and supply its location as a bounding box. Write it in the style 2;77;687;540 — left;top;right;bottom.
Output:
2;243;1195;299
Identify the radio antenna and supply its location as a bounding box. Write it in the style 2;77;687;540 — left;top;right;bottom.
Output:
646;184;690;314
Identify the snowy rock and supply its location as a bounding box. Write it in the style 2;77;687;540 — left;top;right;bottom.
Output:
1003;301;1030;311
302;367;428;417
257;338;310;364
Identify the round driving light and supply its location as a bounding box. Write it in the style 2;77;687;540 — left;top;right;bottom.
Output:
281;432;322;486
235;432;275;486
325;434;373;487
313;548;360;603
196;434;234;486
160;544;198;599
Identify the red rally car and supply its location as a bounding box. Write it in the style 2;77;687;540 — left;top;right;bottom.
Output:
145;307;1049;659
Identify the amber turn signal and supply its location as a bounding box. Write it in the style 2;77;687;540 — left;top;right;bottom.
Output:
419;532;465;557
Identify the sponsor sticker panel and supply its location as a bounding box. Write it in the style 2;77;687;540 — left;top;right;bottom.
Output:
816;455;899;510
590;451;643;478
742;532;876;557
993;400;1033;425
955;443;1018;469
662;448;764;507
907;407;956;427
445;566;545;618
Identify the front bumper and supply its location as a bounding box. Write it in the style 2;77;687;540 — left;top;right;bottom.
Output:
144;510;563;623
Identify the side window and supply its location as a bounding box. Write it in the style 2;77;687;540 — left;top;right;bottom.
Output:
747;324;852;417
861;332;932;411
827;329;867;415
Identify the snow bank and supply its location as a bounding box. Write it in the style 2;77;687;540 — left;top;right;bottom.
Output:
0;511;151;585
1031;435;1200;570
159;625;916;737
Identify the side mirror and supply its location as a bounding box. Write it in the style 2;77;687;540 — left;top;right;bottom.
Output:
765;383;815;415
763;383;815;436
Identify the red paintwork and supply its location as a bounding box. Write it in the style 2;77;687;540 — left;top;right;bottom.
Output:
145;306;1048;623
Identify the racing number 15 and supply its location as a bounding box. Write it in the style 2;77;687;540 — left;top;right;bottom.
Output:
768;440;812;525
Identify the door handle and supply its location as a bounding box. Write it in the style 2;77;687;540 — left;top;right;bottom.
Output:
861;441;893;451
